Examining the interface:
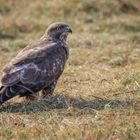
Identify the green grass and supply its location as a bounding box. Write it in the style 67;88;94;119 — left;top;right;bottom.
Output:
0;0;140;139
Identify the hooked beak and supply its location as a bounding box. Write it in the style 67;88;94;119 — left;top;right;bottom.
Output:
65;26;72;34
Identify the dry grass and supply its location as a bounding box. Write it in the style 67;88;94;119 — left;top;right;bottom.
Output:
0;0;140;139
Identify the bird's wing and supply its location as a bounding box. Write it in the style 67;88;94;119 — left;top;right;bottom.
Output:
4;41;57;69
1;41;63;86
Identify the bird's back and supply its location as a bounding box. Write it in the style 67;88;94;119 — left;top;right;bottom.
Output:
1;39;68;86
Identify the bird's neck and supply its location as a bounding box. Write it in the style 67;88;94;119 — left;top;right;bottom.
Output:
40;35;68;44
40;33;51;41
60;34;68;42
40;32;68;42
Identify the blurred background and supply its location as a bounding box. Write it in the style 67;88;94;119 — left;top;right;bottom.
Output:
0;0;140;44
0;0;140;139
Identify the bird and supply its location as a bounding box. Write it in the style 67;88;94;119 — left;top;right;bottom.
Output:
0;22;72;105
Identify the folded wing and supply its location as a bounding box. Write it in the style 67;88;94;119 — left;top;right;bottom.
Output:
1;41;59;86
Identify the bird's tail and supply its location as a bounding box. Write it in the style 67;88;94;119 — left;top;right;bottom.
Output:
0;86;17;105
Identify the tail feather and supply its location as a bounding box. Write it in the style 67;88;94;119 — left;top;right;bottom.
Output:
0;83;42;105
0;86;17;105
0;85;3;90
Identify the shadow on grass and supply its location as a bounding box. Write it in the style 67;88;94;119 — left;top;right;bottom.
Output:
0;94;138;114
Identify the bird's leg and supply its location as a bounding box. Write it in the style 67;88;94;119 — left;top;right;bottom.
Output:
42;80;57;98
24;94;38;101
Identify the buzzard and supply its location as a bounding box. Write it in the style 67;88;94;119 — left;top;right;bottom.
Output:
0;22;72;105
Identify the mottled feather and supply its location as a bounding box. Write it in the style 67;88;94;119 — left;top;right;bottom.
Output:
0;22;72;104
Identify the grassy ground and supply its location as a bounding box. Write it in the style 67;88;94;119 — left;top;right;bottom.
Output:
0;0;140;139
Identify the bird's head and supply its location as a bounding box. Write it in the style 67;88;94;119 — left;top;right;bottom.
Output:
45;22;72;41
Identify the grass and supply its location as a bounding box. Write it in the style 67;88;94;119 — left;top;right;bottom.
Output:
0;0;140;139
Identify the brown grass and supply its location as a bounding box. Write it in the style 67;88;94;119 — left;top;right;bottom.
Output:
0;0;140;139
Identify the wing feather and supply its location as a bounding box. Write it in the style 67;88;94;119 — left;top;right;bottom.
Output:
1;41;61;86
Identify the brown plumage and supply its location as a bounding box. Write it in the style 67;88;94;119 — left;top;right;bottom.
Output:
0;22;72;105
